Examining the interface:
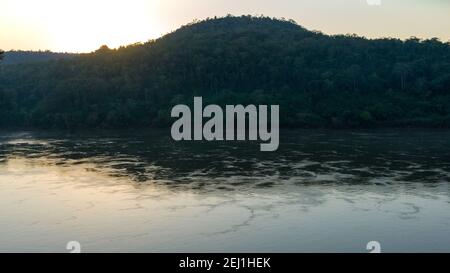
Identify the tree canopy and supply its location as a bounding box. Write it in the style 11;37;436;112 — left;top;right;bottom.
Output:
1;15;450;129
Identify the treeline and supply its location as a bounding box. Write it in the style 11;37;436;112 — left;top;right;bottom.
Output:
1;15;450;129
2;50;76;65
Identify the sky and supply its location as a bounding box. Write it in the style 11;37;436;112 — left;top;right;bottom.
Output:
1;0;450;53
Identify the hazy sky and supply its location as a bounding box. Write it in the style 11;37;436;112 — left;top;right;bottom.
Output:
1;0;449;53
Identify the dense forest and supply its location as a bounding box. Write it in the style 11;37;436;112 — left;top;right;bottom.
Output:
1;15;450;129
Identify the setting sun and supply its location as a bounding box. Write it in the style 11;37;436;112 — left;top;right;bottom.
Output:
2;0;163;52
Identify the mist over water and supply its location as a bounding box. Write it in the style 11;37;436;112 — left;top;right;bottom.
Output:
1;129;450;252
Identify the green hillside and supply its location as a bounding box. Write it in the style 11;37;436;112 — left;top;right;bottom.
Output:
1;15;450;129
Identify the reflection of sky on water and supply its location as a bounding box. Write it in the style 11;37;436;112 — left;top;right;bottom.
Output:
0;129;450;252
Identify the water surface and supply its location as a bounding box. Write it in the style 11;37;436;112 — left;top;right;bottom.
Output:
1;129;450;252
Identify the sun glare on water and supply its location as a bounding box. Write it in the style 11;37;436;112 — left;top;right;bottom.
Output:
3;0;163;53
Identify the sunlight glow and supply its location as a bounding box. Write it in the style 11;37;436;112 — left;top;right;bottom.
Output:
1;0;449;52
2;0;163;52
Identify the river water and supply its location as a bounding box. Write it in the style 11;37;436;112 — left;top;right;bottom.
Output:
0;129;449;252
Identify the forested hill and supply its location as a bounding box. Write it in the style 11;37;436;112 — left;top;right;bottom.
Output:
2;51;76;65
1;15;450;129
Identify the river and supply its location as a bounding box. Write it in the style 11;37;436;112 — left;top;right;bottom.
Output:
1;129;449;252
